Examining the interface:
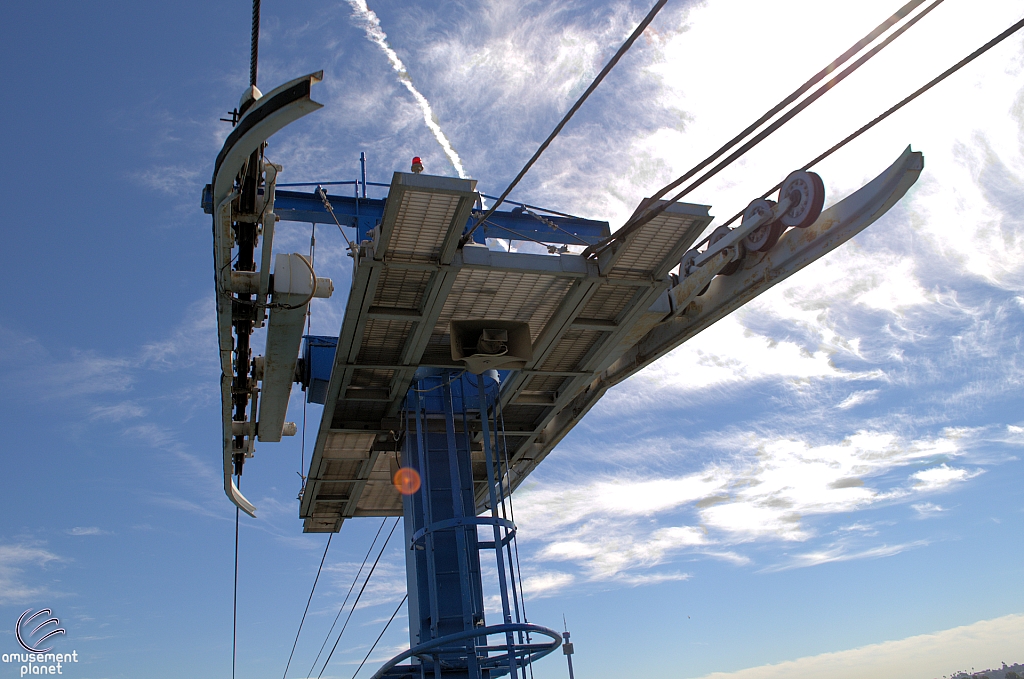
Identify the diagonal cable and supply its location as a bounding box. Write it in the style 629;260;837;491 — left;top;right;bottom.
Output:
282;533;333;679
716;13;1024;230
460;0;668;245
306;517;390;678
316;518;401;679
349;595;408;679
583;0;943;257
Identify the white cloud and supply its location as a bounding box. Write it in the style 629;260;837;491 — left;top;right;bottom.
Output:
89;402;147;422
516;428;974;579
520;571;574;598
344;0;467;178
911;464;982;491
694;431;960;540
0;543;62;605
131;164;202;197
692;613;1024;679
67;527;109;536
609;315;882;408
139;297;217;371
763;540;928;572
836;390;879;410
912;502;946;517
32;351;133;398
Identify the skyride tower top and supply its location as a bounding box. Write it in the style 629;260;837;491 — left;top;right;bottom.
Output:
205;71;922;679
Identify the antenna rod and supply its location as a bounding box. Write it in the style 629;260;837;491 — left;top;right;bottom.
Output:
360;152;367;198
562;623;575;679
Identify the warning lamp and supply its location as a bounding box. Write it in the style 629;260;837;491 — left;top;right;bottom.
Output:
411;156;424;174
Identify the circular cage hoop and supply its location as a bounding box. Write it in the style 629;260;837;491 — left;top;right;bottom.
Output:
369;622;562;679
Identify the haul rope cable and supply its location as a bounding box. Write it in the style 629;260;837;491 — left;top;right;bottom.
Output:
715;12;1024;230
316;518;402;679
232;0;260;672
478;195;584;220
460;0;669;245
306;517;391;678
282;533;333;679
250;0;260;87
583;0;945;257
349;595;409;679
232;475;241;679
604;0;933;234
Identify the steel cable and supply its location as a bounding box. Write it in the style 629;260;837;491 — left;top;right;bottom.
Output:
716;13;1024;230
460;0;668;245
313;518;401;679
250;0;260;87
306;517;390;678
583;0;943;257
232;476;241;679
231;1;260;671
282;533;333;679
349;595;408;679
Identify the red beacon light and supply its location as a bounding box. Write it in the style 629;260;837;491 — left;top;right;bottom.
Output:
411;156;424;174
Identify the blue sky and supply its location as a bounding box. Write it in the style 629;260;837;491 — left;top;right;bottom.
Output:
1;1;1023;678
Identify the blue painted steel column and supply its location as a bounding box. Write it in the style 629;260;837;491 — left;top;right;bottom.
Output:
441;379;482;679
477;375;519;679
403;372;486;679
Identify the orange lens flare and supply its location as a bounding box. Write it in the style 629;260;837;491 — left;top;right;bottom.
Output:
392;467;421;495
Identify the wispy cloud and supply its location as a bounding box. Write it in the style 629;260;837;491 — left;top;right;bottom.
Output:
345;0;467;178
66;527;109;536
520;571;575;598
131;164;202;197
912;502;946;517
89;401;147;422
0;543;63;605
837;390;879;410
123;422;218;486
515;427;982;580
139;297;217;371
762;540;929;572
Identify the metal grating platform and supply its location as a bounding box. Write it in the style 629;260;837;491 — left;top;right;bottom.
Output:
300;171;713;531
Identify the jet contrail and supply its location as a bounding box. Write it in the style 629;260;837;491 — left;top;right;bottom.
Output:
346;0;468;179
